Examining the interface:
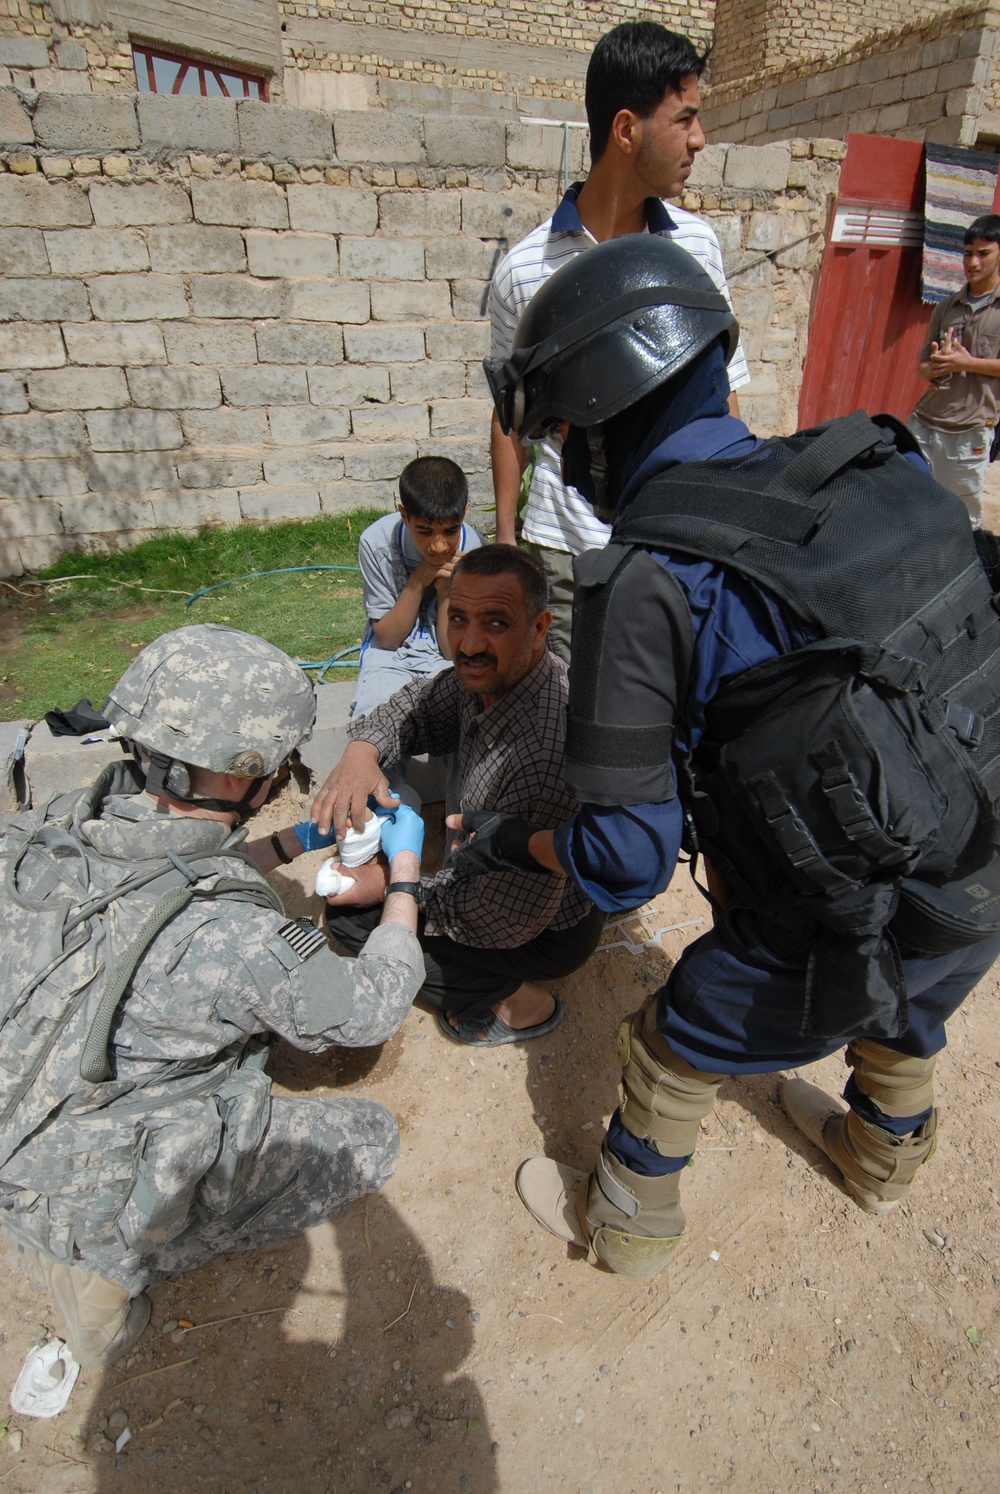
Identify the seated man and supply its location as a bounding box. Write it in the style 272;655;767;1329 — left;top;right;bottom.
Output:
0;624;425;1368
311;546;605;1045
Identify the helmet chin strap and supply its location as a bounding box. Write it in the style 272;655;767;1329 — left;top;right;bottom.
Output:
143;751;265;819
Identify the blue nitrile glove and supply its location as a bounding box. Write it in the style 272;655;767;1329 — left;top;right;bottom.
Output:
452;810;545;872
379;803;425;860
292;819;337;852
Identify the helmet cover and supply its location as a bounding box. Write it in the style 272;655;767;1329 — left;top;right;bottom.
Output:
484;234;739;441
103;624;315;777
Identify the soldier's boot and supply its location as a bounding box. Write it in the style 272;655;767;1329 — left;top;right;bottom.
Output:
516;1008;723;1278
782;1039;939;1216
42;1262;151;1368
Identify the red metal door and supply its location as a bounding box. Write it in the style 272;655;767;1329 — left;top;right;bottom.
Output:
798;135;929;426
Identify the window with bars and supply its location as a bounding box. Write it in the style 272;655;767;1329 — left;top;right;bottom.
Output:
132;42;269;100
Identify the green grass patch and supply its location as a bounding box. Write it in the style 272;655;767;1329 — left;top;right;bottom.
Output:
1;512;385;721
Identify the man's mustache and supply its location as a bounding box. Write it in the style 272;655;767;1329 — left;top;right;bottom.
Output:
457;651;495;668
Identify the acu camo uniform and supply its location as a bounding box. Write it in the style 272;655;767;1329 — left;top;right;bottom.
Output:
0;631;425;1296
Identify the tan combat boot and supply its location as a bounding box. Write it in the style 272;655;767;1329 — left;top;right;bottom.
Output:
782;1077;938;1216
41;1260;151;1368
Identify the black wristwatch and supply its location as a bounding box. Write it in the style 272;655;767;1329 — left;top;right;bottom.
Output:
385;882;421;899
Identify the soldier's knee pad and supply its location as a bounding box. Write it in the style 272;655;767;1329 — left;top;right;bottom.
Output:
616;1009;725;1158
584;1147;685;1279
846;1039;936;1119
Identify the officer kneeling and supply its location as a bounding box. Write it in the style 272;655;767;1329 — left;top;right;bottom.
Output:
0;624;425;1365
469;235;1000;1276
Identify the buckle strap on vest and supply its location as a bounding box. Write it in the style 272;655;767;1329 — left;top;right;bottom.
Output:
751;770;856;894
814;742;912;868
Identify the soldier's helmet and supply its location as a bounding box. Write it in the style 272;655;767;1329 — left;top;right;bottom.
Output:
484;234;738;442
104;623;315;781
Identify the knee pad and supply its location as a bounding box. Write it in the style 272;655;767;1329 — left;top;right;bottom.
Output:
846;1039;936;1119
616;1009;725;1159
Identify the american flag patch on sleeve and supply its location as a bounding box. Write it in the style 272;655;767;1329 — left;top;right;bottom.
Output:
276;918;328;962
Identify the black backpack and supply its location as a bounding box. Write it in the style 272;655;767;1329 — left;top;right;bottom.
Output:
607;410;1000;1041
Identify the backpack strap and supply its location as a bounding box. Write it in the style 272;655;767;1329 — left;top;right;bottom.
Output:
764;409;892;505
78;870;283;1085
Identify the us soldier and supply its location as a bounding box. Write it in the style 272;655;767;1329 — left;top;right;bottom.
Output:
0;624;425;1365
469;236;1000;1277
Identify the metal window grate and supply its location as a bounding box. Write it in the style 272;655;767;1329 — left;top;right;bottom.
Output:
132;42;269;101
831;204;924;248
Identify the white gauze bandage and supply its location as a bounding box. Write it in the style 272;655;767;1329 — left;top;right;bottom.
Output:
315;860;355;898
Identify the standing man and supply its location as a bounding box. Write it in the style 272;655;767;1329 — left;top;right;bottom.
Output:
472;236;1000;1278
487;20;751;660
910;214;1000;528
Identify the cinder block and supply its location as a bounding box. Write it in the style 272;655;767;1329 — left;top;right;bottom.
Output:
86;408;183;451
416;434;488;473
424;238;496;280
922;34;961;70
0;277;90;322
62;493;157;532
938;56;985;92
238;484;321;522
339;238;424;281
148;225;246;274
450;280;489;320
64;321;165;366
150;489;242;528
262;451;347;485
0;326;65;371
870;75;904;108
0;176;92;228
190;178;288;231
876;102;911;134
286;186;377;236
0;457;87;498
285;282;370;323
88;274;188;322
319;478;396;516
190;275;282;319
179;408;268;446
378;192;461;237
0;228;49;277
89;181;192;228
255;322;344;365
176;454;262;489
0;86;34;144
425;322;490;360
163;323;257;366
307;366;390;405
28;365;127;409
388;362;465;402
425;118;504;168
351;404;428;440
430;398;493;436
0;495;62;538
43;227;149;275
505;122;568;173
33;94;139;154
137;94;239;156
246;231;337;278
723;144;791;191
460;190;543;243
268;406;350;444
745;212;783;253
859;53;891;85
237;100;334;163
86;450;177;492
0;410;85;455
343;325;425;363
370;282;451;321
687;144;727;188
0;36;48;69
0;375;29;414
332;112;423;164
127;366;221;409
221;366;309;406
341;440;417;481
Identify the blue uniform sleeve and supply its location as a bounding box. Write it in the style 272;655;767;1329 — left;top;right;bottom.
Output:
553;797;684;912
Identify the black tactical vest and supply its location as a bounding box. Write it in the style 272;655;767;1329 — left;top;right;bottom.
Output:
610;411;1000;1041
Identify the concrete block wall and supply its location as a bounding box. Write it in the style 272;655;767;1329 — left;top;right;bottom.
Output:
702;1;999;147
0;89;840;576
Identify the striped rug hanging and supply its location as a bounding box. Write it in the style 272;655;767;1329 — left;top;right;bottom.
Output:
922;141;999;303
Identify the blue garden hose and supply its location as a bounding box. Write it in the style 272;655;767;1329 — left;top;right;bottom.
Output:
184;564;364;677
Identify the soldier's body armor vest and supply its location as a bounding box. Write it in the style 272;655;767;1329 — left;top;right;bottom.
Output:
610;411;1000;1040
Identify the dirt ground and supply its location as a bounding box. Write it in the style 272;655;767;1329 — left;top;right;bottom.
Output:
2;478;1000;1493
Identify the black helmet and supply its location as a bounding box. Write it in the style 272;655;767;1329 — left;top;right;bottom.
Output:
484;235;739;441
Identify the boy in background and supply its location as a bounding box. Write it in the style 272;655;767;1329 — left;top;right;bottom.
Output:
910;214;1000;528
352;456;482;719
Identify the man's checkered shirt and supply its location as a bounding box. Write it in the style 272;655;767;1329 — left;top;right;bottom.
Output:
348;650;593;947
